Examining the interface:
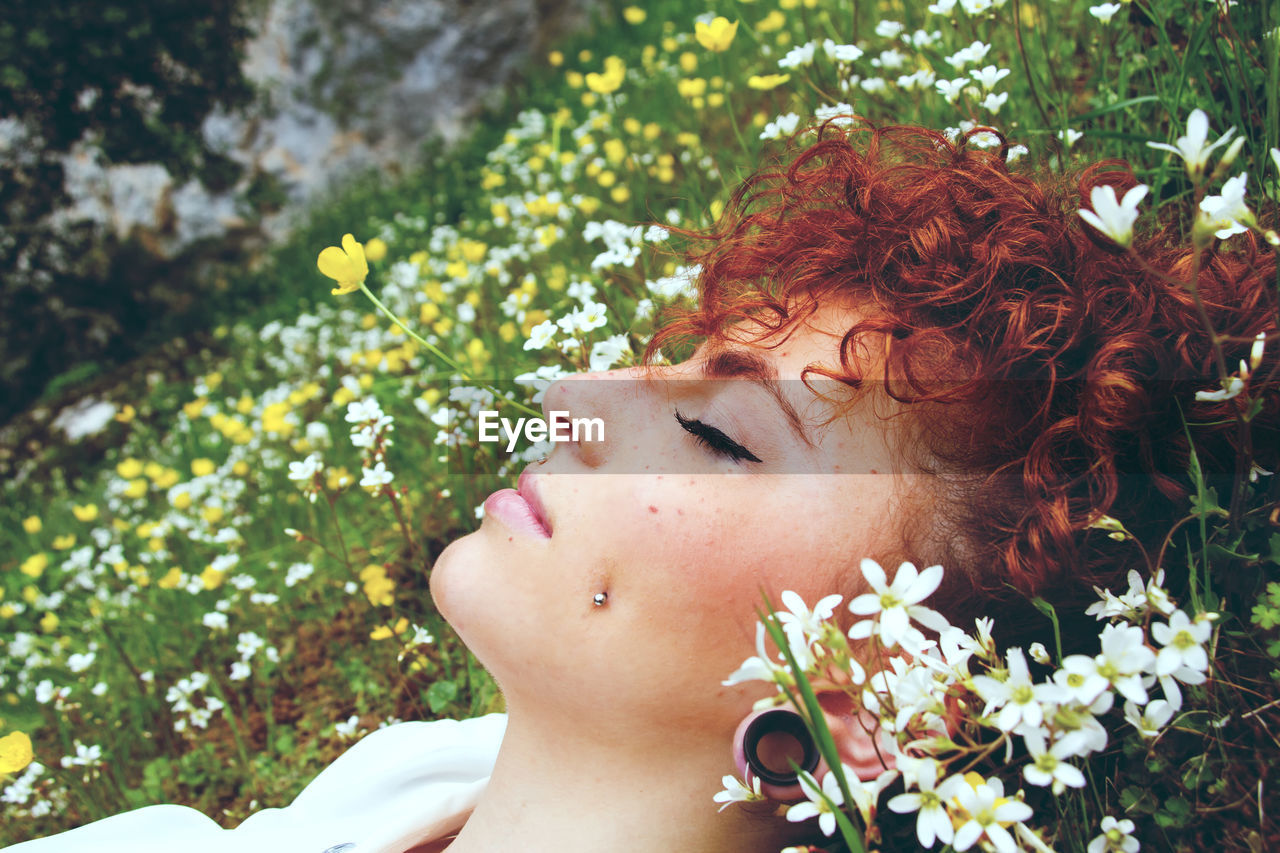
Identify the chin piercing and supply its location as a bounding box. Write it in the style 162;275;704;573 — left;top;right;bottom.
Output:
592;592;608;607
537;455;549;465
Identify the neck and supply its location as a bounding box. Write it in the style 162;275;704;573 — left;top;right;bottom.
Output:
442;709;794;853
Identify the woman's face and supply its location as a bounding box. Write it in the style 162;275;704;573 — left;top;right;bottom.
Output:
431;303;921;749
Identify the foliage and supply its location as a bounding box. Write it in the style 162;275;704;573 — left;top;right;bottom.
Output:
0;0;254;424
2;0;1278;849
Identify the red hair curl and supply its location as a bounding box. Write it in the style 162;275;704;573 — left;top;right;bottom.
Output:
649;123;1279;640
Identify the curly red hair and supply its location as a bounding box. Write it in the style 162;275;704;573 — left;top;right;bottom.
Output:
650;123;1279;641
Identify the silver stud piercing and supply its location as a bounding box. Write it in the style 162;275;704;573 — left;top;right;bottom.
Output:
537;455;549;465
593;592;608;606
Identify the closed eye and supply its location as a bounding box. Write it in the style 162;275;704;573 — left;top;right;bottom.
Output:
674;410;763;463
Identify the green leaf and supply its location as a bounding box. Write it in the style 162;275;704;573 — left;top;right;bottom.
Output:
274;730;295;755
1251;603;1280;630
426;679;459;714
1189;485;1226;518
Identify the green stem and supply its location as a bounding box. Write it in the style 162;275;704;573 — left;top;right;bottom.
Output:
357;282;541;418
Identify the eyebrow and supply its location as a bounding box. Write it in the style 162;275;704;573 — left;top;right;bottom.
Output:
698;348;815;447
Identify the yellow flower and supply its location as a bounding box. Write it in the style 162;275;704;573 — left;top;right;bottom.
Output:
585;56;626;95
317;234;370;295
22;516;41;534
39;612;58;633
52;534;76;551
748;73;791;90
547;50;564;66
191;458;216;477
200;566;226;590
756;10;786;32
172;491;193;511
116;458;143;479
364;237;388;263
20;553;48;578
123;479;148;499
0;731;33;774
157;567;184;589
622;6;646;23
114;404;136;423
695;17;738;52
72;503;98;522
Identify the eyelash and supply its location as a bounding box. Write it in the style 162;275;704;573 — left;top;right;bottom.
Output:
674;410;762;463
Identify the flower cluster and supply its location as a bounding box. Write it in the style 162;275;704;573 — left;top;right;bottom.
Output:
720;559;1218;852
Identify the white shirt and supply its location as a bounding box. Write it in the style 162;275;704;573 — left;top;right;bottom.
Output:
5;714;506;853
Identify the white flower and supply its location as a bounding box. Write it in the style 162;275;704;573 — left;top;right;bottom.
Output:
360;461;394;489
201;612;229;632
589;334;631;371
875;20;905;38
1092;623;1156;704
822;39;863;62
969;65;1010;90
778;42;817;69
285;562;314;587
1147;109;1237;181
848;559;949;650
814;103;857;127
345;398;384;424
1089;3;1123;23
1195;375;1245;402
1054;655;1110;705
1022;731;1087;792
1151;609;1212;675
1124;697;1174;737
1089;816;1140;853
335;715;361;739
776;590;843;651
236;631;265;661
935;77;968;103
786;769;845;837
979;92;1008;113
228;661;251;681
287;453;323;482
713;774;764;811
1198;172;1253;239
522;320;557;351
1058;128;1084;148
970;647;1065;731
67;652;95;673
928;0;958;13
944;40;991;70
760;112;802;141
1078;184;1148;247
723;621;788;685
887;758;955;848
950;777;1033;853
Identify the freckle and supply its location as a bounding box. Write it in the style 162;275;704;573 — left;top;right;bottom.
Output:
869;468;878;474
677;509;684;516
648;505;658;513
508;536;514;542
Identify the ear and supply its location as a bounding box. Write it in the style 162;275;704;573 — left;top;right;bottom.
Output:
815;689;896;783
733;692;894;803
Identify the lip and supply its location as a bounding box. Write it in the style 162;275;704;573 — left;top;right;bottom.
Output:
480;469;553;540
517;468;553;536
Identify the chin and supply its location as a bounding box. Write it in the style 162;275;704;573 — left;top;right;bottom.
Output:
427;531;479;630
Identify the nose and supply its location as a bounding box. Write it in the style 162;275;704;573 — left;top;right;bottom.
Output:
541;366;657;469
